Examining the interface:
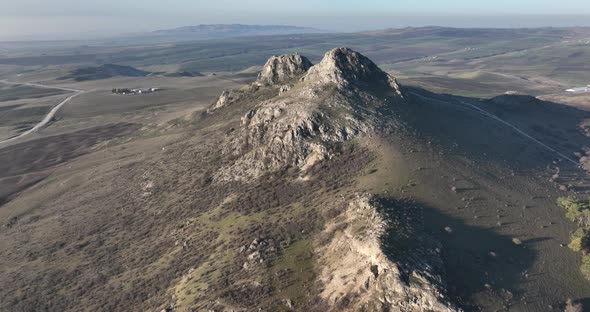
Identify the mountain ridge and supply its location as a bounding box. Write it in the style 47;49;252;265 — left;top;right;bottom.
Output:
203;48;458;310
151;24;321;37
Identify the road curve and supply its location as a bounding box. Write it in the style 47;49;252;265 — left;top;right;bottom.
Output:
0;80;84;146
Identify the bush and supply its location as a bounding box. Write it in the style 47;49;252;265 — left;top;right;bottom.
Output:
557;196;590;225
581;255;590;281
568;228;589;252
558;196;590;281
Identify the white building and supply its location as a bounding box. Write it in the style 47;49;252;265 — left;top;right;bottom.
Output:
566;86;590;93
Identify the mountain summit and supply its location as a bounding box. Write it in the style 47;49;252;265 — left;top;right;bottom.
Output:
212;48;406;182
303;47;401;92
209;48;403;113
256;53;312;86
206;48;456;311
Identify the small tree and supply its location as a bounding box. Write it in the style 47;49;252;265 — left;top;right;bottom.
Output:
568;228;590;253
582;255;590;281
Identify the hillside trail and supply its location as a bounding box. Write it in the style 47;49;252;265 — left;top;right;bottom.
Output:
458;99;580;166
409;91;580;167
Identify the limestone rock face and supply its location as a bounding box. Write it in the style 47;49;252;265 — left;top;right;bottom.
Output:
213;48;406;182
303;47;402;93
208;89;241;112
317;195;458;312
256;53;312;86
202;49;460;310
278;85;291;95
208;53;311;112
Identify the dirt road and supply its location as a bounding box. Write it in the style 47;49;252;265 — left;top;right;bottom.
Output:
458;100;580;166
0;80;84;146
409;91;580;166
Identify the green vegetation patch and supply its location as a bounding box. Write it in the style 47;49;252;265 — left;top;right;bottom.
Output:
557;196;590;226
569;228;589;252
557;196;590;280
582;255;590;281
269;238;315;306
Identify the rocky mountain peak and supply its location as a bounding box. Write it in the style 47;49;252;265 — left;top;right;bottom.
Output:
303;47;401;92
256;53;313;86
213;48;407;182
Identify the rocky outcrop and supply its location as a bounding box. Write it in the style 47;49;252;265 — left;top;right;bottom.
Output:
317;195;457;312
215;99;368;181
303;47;402;93
208;53;311;112
278;85;291;95
212;48;406;182
196;49;459;310
256;53;312;86
208;89;242;112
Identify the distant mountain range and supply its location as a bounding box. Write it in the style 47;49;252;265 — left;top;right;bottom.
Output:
148;24;321;39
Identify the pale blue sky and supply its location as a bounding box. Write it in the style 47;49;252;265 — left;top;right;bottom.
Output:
1;0;590;40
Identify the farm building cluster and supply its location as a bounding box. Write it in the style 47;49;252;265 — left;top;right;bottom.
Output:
112;87;160;95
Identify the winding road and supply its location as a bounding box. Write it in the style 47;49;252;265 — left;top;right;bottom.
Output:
0;80;84;146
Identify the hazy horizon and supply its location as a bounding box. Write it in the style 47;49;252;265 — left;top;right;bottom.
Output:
2;0;590;41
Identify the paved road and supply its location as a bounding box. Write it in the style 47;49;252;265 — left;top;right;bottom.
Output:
0;80;84;146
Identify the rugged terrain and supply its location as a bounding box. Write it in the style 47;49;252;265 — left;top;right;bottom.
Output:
1;45;590;312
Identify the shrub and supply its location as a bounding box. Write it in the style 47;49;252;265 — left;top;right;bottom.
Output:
581;255;590;281
557;196;590;226
558;196;590;281
569;228;587;252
